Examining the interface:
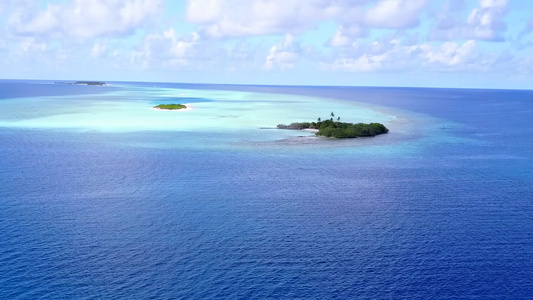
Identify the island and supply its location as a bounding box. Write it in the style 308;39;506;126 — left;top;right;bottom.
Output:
75;81;106;86
153;103;187;110
55;81;106;86
277;113;389;138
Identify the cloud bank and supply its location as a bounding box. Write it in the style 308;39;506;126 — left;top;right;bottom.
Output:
10;0;164;39
0;0;531;88
185;0;427;38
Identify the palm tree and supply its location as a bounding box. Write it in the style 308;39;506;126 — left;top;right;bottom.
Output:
337;116;340;122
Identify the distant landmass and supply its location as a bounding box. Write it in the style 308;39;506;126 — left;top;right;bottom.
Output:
277;113;389;138
55;81;106;86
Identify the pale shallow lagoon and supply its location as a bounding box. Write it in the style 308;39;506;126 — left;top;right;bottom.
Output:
0;84;397;134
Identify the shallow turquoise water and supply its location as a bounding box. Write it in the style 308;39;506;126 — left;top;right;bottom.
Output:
0;83;394;134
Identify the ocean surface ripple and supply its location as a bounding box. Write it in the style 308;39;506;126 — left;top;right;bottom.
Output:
0;82;532;299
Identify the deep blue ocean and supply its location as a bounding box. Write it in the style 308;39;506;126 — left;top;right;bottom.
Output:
0;80;532;299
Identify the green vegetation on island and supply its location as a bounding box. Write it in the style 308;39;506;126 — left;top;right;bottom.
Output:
277;112;389;138
75;81;106;86
154;103;187;110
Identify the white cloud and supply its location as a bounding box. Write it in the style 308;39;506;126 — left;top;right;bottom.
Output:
328;27;351;47
322;38;485;72
324;54;387;72
129;28;269;72
425;40;476;66
263;34;300;71
186;0;335;38
327;25;368;47
10;0;164;39
186;0;426;38
131;29;200;69
185;0;224;24
431;0;508;41
466;0;507;40
323;38;414;72
365;0;427;28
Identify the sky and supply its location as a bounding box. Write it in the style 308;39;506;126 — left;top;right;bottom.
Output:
1;0;533;89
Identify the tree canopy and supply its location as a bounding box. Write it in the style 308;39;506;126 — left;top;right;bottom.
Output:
154;104;187;110
277;113;389;138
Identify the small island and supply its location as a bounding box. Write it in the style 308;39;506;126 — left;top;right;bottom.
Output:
153;103;187;110
277;112;389;138
55;81;107;86
75;81;106;86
